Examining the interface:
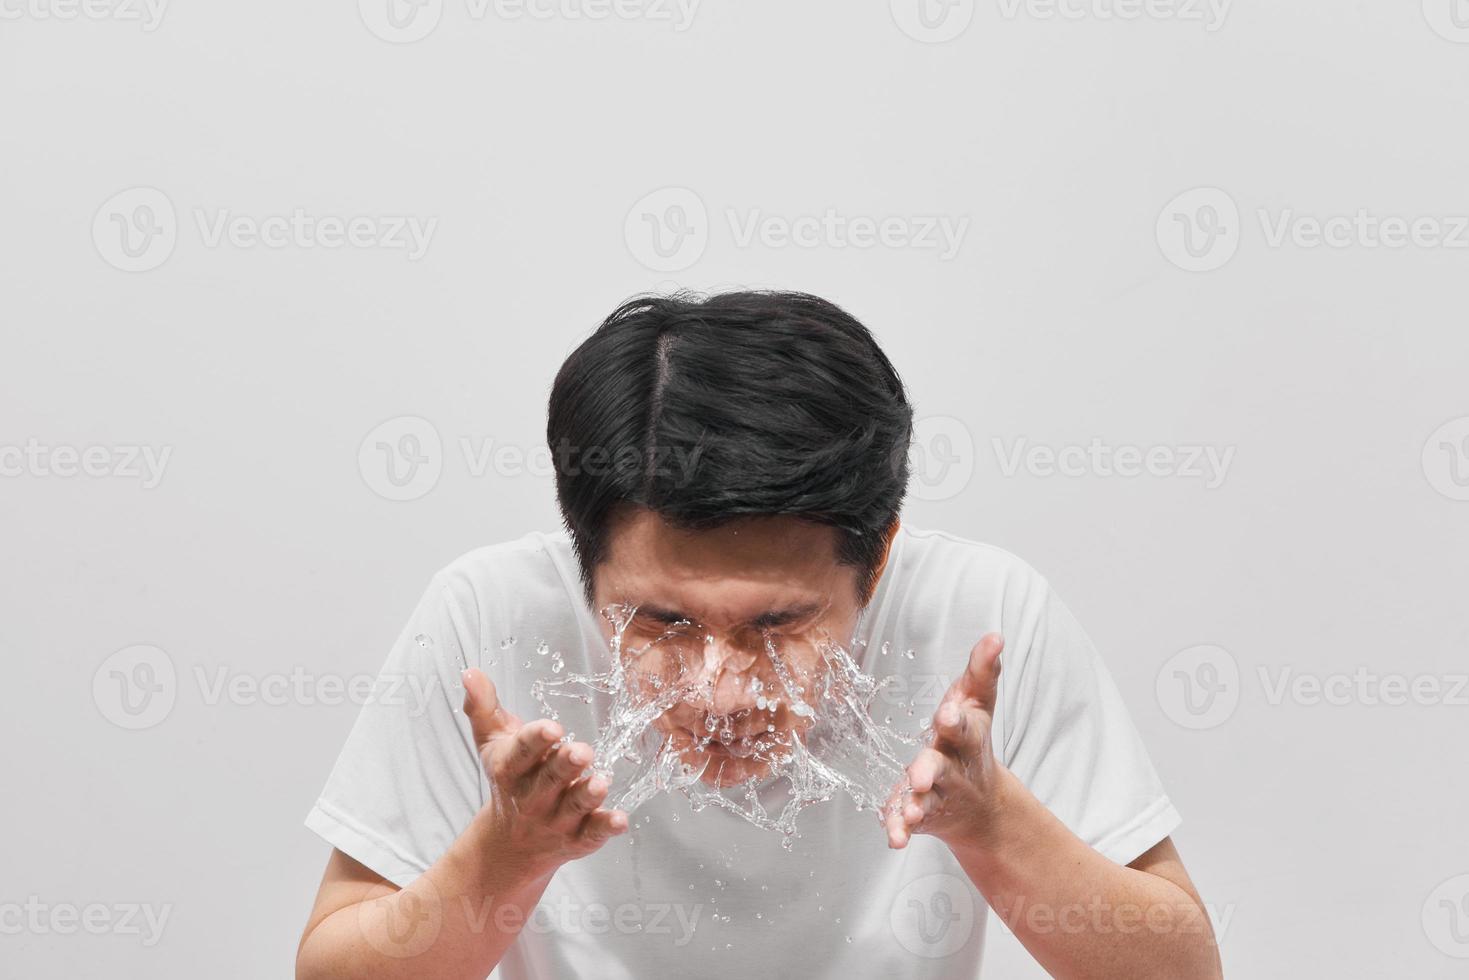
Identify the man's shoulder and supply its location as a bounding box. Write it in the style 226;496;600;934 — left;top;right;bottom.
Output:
429;529;579;606
896;524;1051;596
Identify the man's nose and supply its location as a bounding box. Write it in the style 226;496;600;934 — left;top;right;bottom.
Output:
697;636;760;715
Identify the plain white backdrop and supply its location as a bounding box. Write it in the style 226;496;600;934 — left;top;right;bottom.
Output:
3;2;1468;976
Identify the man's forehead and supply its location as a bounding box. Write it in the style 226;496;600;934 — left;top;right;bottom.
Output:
594;508;858;619
606;508;843;569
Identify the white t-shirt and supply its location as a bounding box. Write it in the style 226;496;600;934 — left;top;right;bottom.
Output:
306;524;1179;978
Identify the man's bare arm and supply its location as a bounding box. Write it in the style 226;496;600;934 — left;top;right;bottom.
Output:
886;635;1223;979
296;670;628;979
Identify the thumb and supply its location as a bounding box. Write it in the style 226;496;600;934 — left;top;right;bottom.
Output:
462;668;513;753
960;633;1004;715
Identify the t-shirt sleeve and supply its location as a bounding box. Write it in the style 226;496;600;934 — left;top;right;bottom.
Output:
998;582;1180;867
304;572;485;888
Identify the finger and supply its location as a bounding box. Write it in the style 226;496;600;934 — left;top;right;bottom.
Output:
496;718;564;781
577;808;629;845
875;793;910;846
907;747;950;794
905;789;939;829
881;781;911;848
958;633;1004;715
549;773;610;833
462;669;515;753
526;741;594;804
932;700;984;759
885;804;910;849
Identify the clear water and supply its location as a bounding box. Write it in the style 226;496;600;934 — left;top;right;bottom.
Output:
531;604;924;845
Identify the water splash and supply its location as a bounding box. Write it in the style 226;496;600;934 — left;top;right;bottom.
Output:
531;605;922;842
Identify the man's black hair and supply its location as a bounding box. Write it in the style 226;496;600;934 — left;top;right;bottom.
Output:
546;289;913;605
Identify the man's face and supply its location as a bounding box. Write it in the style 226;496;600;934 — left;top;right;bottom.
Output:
591;508;874;787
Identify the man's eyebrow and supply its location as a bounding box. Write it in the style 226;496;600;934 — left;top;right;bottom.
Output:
635;602;825;628
636;604;697;624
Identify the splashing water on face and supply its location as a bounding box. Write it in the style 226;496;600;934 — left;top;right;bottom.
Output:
531;604;923;844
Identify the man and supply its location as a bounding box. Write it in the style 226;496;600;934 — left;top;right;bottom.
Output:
296;291;1222;978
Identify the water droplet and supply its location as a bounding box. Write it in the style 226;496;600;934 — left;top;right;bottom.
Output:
499;636;517;649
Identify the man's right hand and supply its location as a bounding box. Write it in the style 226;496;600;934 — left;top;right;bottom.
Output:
461;668;628;878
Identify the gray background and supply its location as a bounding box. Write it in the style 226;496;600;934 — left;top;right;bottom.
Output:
3;1;1468;976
